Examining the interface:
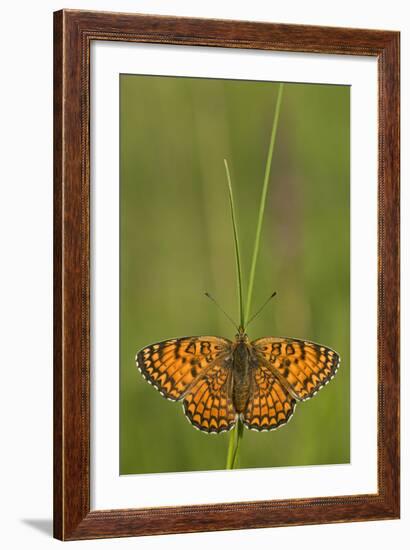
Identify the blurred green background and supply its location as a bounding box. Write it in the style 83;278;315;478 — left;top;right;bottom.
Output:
120;75;350;475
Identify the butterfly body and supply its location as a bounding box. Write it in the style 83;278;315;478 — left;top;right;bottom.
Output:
136;331;340;434
230;333;254;414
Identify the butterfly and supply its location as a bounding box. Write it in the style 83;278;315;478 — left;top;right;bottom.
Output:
135;328;340;434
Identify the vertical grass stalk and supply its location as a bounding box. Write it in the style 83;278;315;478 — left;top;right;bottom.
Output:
226;419;244;469
245;83;284;325
225;83;284;470
224;159;244;329
224;159;245;469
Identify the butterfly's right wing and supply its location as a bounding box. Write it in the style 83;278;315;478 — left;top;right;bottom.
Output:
243;364;296;432
136;336;232;402
251;337;340;401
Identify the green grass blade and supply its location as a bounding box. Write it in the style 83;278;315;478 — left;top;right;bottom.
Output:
226;425;237;469
245;83;284;325
232;419;244;467
225;84;284;470
224;159;245;469
224;159;244;329
226;419;244;469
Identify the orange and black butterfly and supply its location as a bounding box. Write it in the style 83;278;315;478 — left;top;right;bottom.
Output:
136;316;340;434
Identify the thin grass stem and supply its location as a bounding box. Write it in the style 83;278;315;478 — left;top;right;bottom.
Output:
224;159;245;329
224;158;246;470
226;419;244;469
226;424;237;469
225;84;284;470
245;83;284;325
232;419;244;467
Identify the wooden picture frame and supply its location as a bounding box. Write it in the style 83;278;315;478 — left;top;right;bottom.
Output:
53;9;400;540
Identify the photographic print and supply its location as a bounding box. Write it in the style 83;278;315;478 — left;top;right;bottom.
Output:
120;75;350;475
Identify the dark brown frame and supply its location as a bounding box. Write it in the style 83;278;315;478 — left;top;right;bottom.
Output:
54;9;400;541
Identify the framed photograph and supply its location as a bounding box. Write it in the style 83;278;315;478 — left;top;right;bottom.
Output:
54;9;400;540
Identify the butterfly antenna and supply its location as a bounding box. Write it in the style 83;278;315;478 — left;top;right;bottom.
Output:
204;292;239;331
246;291;277;328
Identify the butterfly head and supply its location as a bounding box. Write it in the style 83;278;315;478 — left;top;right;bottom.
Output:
235;327;249;343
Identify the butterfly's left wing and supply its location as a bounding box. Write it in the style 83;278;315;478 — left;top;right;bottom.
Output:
183;362;237;433
251;337;340;401
136;336;232;401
